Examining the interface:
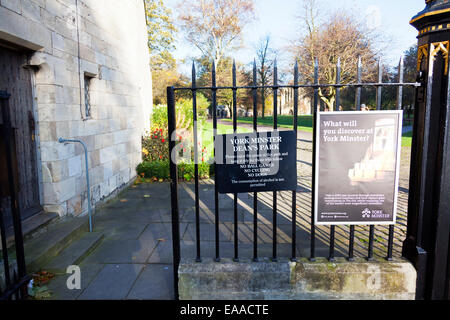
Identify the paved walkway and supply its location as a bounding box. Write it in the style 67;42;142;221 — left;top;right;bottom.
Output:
44;133;411;300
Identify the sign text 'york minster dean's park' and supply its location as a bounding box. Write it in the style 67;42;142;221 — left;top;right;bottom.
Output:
215;130;297;194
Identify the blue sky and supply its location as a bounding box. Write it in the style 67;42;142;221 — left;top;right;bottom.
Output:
164;0;426;74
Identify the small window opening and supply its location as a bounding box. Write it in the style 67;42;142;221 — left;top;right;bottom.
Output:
84;75;93;119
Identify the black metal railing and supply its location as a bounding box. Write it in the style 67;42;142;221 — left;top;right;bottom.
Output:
167;57;420;298
0;91;30;300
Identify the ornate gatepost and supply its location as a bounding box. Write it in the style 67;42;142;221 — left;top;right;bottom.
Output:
404;0;450;300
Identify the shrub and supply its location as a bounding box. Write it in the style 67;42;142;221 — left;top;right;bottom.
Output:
140;96;213;183
150;93;210;131
150;104;169;130
136;160;170;180
136;159;213;182
142;128;169;162
178;162;211;181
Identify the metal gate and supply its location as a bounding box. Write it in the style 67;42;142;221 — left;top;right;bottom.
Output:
0;91;31;300
167;57;419;299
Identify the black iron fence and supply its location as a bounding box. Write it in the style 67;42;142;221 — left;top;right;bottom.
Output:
167;57;420;298
0;91;30;300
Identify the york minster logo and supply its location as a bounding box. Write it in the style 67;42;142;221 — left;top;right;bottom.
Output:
362;208;371;218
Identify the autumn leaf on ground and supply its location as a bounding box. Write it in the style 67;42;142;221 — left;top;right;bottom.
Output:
32;270;55;287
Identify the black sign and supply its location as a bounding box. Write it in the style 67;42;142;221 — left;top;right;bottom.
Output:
315;111;402;225
215;130;297;194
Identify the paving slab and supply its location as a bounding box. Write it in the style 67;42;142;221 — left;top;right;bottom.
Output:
83;238;156;264
231;243;298;260
139;222;188;243
147;240;174;264
183;222;233;242
127;264;174;300
95;221;148;241
130;207;174;223
78;264;145;300
46;263;104;300
181;208;244;223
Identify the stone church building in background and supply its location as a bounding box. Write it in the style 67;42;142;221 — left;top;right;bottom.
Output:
0;0;152;225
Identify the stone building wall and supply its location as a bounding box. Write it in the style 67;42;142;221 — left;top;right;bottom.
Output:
0;0;152;216
276;88;312;116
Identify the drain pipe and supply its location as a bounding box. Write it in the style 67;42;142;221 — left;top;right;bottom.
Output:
58;138;93;232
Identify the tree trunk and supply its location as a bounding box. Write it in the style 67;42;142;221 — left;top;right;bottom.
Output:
318;87;336;111
227;104;232;118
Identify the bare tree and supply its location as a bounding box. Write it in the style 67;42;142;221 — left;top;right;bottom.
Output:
255;36;277;118
177;0;255;67
195;55;249;117
292;0;382;110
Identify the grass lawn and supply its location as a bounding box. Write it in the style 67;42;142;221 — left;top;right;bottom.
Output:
198;122;251;160
402;130;412;147
222;115;313;132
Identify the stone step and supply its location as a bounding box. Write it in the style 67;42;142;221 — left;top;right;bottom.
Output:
43;231;105;273
3;211;59;248
23;216;90;273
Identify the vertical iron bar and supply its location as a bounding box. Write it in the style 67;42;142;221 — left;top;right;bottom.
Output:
388;58;403;262
335;58;341;111
368;225;375;261
212;61;220;262
349;225;355;261
310;57;319;261
328;59;340;262
355;56;362;111
232;60;239;262
387;225;394;261
291;60;299;262
272;59;278;262
13;271;18;300
1;96;27;286
253;61;258;140
348;56;361;262
167;86;180;300
329;226;336;262
0;110;11;289
0;204;11;289
192;62;201;263
252;59;258;262
397;57;404;110
377;59;382;110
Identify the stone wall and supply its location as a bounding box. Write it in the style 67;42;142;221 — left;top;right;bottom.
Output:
179;257;417;300
0;0;152;216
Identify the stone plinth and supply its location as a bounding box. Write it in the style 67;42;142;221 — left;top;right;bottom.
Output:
179;257;416;300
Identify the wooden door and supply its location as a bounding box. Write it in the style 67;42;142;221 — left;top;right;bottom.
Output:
0;45;41;228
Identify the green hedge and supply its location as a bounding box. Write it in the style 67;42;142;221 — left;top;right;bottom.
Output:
136;160;213;182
